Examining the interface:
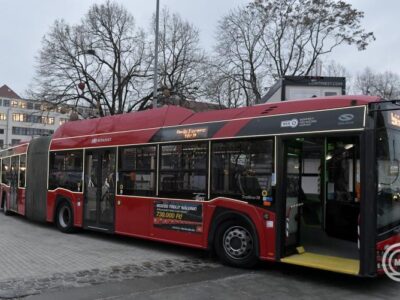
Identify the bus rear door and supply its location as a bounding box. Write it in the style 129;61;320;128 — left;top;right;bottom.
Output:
83;148;116;232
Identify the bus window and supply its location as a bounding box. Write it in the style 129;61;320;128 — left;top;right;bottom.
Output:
49;150;83;192
159;142;208;199
118;146;156;196
326;137;360;203
211;139;274;203
324;137;360;241
377;123;400;233
19;155;26;188
2;157;11;185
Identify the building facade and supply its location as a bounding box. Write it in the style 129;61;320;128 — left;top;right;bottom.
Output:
0;84;71;148
261;76;346;103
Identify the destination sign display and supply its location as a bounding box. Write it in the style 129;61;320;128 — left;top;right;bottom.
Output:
150;121;225;142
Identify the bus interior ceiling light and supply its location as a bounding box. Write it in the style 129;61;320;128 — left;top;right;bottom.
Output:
344;144;354;150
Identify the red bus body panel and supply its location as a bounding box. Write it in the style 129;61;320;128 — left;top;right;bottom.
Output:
17;188;25;215
0;143;28;216
50;96;380;151
1;96;385;270
376;234;400;275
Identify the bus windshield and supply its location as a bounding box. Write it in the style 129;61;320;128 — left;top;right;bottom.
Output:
377;110;400;233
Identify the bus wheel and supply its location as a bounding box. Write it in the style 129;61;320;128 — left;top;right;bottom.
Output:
56;201;75;233
215;220;258;268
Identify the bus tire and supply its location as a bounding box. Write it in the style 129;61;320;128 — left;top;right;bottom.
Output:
2;195;10;216
214;219;258;268
56;201;75;233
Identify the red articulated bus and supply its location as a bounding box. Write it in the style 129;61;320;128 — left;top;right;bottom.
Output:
1;95;400;277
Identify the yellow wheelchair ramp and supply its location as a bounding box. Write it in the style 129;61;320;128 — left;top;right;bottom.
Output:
281;252;360;275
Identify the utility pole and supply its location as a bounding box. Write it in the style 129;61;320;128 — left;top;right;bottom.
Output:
152;0;160;109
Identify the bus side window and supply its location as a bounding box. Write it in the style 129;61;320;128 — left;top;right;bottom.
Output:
211;139;274;204
159;143;208;199
49;150;83;192
2;157;11;185
326;138;359;203
19;154;26;188
118;146;156;196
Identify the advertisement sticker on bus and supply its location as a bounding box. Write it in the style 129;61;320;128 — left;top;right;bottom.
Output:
153;200;203;233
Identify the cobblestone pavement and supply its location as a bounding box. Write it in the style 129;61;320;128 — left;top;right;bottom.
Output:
0;213;218;299
26;262;400;300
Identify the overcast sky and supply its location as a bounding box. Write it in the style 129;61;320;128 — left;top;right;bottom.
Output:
0;0;399;96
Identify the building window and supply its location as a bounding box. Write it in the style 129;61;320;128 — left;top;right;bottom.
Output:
159;142;208;199
0;140;3;148
41;104;51;111
3;100;10;107
49;150;83;191
42;116;55;125
0;113;6;121
34;103;41;110
118;146;157;196
0;129;4;134
11;100;18;108
11;139;21;146
19;101;27;109
25;115;33;123
211;139;274;203
59;118;68;125
12;113;26;122
12;126;53;136
325;92;337;96
27;102;34;109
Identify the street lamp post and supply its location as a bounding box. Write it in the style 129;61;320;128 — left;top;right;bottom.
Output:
152;0;160;109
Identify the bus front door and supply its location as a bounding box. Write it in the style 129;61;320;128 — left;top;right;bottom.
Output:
84;148;116;232
283;140;303;254
280;136;360;275
282;137;325;255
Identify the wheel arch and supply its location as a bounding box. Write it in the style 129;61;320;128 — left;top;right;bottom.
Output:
207;207;260;258
53;195;74;223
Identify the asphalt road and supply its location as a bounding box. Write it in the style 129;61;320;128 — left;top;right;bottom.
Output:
0;212;399;299
28;263;400;300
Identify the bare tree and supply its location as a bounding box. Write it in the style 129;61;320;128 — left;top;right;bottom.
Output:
203;64;245;108
214;7;269;105
136;9;208;110
355;68;400;99
355;68;375;95
31;1;150;117
213;1;373;106
323;61;346;77
253;0;375;79
323;59;353;93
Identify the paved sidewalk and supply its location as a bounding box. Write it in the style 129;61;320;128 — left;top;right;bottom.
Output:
28;264;400;300
0;213;217;298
